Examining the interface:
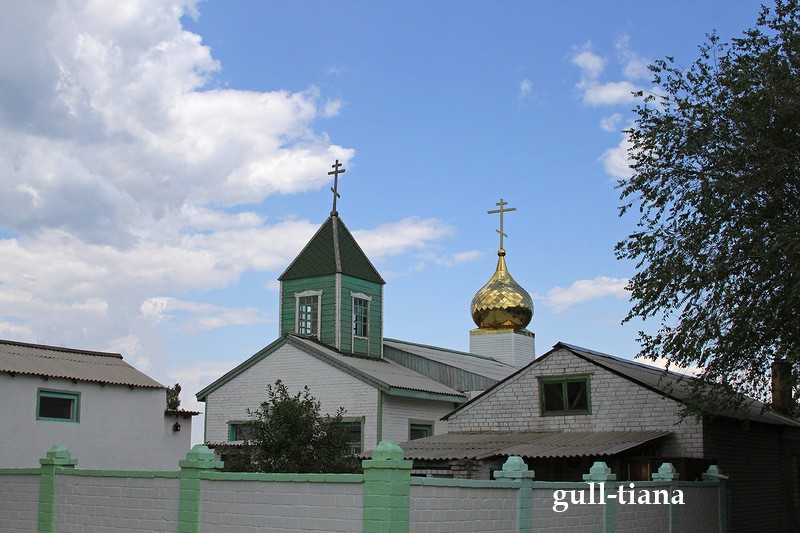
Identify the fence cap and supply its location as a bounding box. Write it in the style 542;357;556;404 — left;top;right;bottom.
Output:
494;456;535;479
582;461;617;481
40;445;78;467
651;462;679;481
372;440;405;461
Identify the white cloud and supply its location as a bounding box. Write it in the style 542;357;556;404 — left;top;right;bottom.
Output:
540;276;629;313
571;38;645;107
647;357;703;377
518;78;534;103
600;133;634;179
140;296;270;331
571;42;606;80
600;112;623;132
353;217;457;259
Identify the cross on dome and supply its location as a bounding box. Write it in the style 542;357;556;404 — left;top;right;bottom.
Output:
488;198;516;252
328;159;346;216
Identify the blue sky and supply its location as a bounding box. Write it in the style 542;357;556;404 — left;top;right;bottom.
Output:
0;1;764;440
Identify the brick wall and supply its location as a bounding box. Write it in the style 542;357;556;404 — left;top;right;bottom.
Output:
447;347;704;457
0;473;38;533
204;342;378;445
200;478;362;532
703;416;795;533
409;481;518;533
55;474;180;532
530;486;604;532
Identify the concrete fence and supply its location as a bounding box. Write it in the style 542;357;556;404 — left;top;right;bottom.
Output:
0;441;728;533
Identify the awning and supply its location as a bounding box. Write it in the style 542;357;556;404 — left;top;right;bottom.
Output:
393;430;671;461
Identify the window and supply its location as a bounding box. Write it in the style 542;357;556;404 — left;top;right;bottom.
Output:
353;297;369;338
539;376;590;415
37;390;79;422
229;422;257;442
341;418;364;454
409;421;433;441
295;291;321;337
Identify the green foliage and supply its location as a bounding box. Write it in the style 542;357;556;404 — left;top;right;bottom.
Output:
221;380;361;473
617;1;800;414
166;383;181;410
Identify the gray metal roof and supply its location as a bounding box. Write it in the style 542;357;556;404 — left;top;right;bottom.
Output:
557;343;800;427
0;339;164;389
291;336;465;401
393;430;671;461
384;339;514;381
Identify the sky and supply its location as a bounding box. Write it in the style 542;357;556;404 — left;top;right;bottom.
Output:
1;0;766;443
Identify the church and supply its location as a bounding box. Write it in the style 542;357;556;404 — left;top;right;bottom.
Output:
196;161;529;451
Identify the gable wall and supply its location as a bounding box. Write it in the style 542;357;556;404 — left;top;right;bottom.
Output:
203;343;378;446
446;347;703;457
381;395;455;445
0;373;189;470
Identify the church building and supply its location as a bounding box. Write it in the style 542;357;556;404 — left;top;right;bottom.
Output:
196;161;520;452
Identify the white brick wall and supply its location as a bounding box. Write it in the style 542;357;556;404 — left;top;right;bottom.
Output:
55;475;180;532
0;474;37;533
201;479;362;532
447;347;704;457
204;343;378;445
409;484;518;533
381;395;453;444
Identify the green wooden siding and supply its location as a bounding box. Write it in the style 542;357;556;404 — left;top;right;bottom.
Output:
340;275;382;358
281;274;382;358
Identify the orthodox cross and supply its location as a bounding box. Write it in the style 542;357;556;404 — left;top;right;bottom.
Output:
328;159;346;215
488;198;516;250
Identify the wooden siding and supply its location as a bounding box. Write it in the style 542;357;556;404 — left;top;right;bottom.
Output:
280;275;338;347
340;275;382;358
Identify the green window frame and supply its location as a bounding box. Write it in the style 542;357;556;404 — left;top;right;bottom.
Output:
37;389;80;423
341;417;364;454
538;375;591;416
353;297;369;338
228;422;257;442
295;290;322;337
409;420;434;441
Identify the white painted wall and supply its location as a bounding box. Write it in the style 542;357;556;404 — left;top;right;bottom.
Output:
0;374;192;470
469;329;535;368
381;395;453;443
203;343;378;447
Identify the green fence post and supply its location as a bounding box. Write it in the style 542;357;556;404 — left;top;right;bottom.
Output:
652;462;680;533
178;445;223;533
37;445;77;533
702;465;729;533
583;461;617;533
494;456;535;532
361;440;413;533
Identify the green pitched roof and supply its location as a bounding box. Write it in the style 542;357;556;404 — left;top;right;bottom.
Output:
279;215;385;284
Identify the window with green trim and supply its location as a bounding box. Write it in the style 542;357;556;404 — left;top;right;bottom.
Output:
340;418;363;454
409;421;433;441
229;422;257;442
37;390;80;422
353;297;369;338
539;375;590;415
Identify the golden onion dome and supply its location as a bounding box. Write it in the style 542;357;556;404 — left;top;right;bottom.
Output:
470;249;533;329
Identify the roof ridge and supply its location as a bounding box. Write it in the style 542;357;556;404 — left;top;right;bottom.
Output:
384;337;507;364
0;338;123;359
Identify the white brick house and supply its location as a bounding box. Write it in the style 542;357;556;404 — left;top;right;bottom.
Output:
399;342;800;531
0;339;197;470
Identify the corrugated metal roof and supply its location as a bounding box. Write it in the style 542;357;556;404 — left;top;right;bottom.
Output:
558;343;800;427
0;339;163;389
392;430;671;461
384;339;514;381
290;336;465;400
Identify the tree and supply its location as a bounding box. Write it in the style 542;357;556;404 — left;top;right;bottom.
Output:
166;383;181;410
218;380;360;473
616;0;800;414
